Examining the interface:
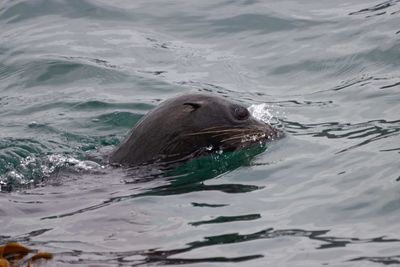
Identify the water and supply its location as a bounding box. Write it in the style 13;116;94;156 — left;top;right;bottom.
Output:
1;0;399;266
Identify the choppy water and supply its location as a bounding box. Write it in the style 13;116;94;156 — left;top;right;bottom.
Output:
1;0;400;266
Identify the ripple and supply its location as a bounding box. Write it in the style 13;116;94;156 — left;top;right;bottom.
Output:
71;100;152;111
93;111;142;128
0;135;111;191
0;1;399;266
190;213;261;226
126;227;400;266
0;228;52;243
0;0;131;24
349;0;400;17
209;13;321;34
40;182;262;220
284;119;400;153
380;80;400;89
350;255;400;265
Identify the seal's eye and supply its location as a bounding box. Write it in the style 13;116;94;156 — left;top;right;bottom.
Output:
234;106;250;120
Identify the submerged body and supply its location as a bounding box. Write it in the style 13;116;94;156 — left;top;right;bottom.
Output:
109;93;281;167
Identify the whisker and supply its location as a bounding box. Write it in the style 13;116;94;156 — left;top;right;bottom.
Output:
201;125;249;131
221;131;267;143
221;133;253;142
184;128;248;136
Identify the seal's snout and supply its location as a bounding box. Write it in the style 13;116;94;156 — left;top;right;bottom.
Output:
260;123;284;142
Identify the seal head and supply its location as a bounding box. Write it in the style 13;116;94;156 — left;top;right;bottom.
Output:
110;94;280;167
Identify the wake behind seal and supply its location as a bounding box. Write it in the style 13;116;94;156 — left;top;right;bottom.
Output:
109;93;282;167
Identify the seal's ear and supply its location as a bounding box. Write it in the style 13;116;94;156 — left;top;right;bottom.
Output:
183;102;202;112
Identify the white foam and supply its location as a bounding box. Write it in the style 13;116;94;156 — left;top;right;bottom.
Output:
248;103;284;128
47;154;103;171
0;154;105;191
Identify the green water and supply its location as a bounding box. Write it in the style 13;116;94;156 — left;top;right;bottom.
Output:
1;0;400;266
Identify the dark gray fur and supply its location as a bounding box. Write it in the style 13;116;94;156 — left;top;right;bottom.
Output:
109;93;280;167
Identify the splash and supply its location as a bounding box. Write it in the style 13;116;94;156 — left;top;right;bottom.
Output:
47;154;103;171
248;103;284;129
0;154;104;192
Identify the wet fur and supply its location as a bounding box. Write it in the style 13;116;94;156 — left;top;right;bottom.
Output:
109;94;280;167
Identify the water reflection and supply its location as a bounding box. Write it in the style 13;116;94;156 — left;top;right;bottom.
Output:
42;228;400;266
190;213;261;226
0;229;52;244
1;0;400;265
284;119;400;152
41;147;267;220
350;254;400;265
137;228;400;265
349;0;400;16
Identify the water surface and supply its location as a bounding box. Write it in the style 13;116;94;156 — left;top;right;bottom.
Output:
1;0;400;266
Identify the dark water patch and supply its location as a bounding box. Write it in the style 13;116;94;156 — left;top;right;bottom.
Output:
185;228;400;250
121;144;271;188
191;202;228;208
0;138;47;173
41;181;262;220
0;133;116;191
148;183;263;195
40;147;270;220
380;147;400;152
350;255;400;265
36;61;81;82
131;228;400;266
190;213;261;226
349;0;400;16
145;37;173;50
140;254;262;265
55;249;262;266
380;80;400;89
137;70;167;76
0;228;52;244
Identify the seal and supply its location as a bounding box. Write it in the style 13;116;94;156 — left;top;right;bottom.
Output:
109;93;281;167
